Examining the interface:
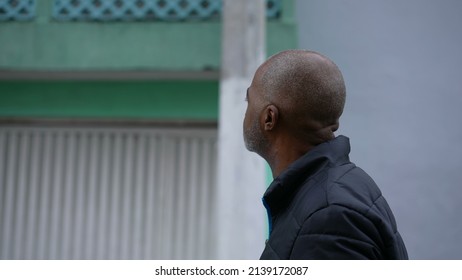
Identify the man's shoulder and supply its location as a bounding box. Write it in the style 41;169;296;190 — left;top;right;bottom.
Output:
289;162;384;225
327;165;383;211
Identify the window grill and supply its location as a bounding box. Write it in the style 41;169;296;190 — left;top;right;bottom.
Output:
0;0;36;21
52;0;281;22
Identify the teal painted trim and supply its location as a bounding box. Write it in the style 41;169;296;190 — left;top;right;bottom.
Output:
0;1;296;70
267;21;298;56
0;81;219;119
264;163;273;238
36;0;52;23
0;21;222;70
0;21;296;70
281;0;295;24
265;163;273;185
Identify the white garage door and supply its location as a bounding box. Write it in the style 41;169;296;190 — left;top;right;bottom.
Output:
0;125;217;259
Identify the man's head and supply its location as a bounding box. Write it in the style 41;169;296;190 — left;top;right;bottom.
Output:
243;50;346;163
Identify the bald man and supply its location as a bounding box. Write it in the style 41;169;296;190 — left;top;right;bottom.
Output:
244;50;408;260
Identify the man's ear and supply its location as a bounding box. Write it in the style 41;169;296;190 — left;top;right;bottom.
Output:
262;105;279;131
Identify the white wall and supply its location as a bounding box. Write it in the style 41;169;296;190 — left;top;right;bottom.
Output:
296;0;462;259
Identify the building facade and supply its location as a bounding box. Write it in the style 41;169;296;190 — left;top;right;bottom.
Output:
0;0;296;259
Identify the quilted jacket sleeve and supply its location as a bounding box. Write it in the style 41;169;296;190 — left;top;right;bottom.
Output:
289;204;384;260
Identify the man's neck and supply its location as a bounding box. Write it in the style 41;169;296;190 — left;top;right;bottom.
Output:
267;141;314;178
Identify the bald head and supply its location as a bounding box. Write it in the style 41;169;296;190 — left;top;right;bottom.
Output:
244;50;347;176
257;50;346;142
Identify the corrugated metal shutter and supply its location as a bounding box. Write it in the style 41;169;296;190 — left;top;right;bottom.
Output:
0;126;217;259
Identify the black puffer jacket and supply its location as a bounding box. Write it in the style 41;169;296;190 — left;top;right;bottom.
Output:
260;136;408;259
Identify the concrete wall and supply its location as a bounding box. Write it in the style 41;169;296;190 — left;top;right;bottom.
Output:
296;0;462;259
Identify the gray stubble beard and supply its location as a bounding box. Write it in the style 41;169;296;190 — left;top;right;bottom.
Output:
244;118;267;157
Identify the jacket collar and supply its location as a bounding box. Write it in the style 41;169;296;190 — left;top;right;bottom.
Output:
263;135;351;217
